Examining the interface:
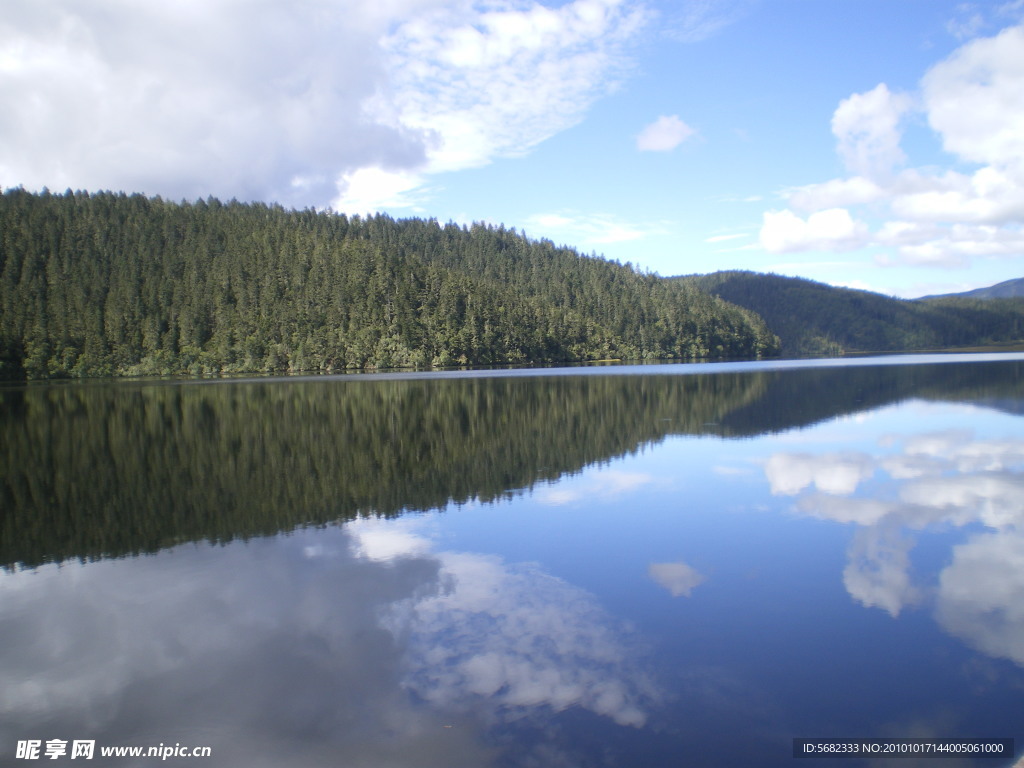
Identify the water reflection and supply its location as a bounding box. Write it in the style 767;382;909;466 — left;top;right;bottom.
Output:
3;356;1023;570
0;520;656;767
3;356;1024;766
351;519;657;728
647;562;706;597
0;531;472;767
765;420;1024;666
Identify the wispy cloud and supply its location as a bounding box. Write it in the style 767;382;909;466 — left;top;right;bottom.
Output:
945;0;1024;40
535;468;656;505
717;194;764;203
339;0;650;212
704;233;750;243
661;0;756;43
526;210;668;249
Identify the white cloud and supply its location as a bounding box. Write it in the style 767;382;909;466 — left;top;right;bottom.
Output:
921;24;1024;168
0;0;648;212
535;468;655;505
0;0;433;207
786;176;886;213
354;519;660;727
0;529;497;767
889;167;1024;225
899;474;1024;529
764;427;1024;656
636;115;696;152
662;0;755;43
831;83;912;180
832;278;880;292
795;495;895;526
525;211;664;249
880;452;947;480
335;167;434;214
348;517;436;561
0;518;660;759
374;0;648;184
760;24;1024;272
937;530;1024;665
947;7;987;40
759;208;870;254
764;451;876;496
704;233;749;244
843;527;919;617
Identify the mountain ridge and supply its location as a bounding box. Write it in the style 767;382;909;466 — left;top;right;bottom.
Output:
920;277;1024;300
676;270;1024;356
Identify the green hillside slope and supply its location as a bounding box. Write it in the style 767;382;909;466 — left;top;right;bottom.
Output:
679;271;1024;355
0;188;779;379
922;277;1024;300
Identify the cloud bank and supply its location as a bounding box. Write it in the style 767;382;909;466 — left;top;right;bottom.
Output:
759;24;1024;272
0;0;647;212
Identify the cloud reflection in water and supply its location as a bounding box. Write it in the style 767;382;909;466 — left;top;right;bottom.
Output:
0;517;657;767
349;518;658;728
647;561;706;598
764;422;1024;666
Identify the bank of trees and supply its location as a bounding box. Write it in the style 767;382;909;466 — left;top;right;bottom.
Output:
0;188;779;379
681;271;1024;355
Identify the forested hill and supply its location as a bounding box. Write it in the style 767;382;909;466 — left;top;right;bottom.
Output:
922;277;1024;300
678;271;1024;355
0;188;778;379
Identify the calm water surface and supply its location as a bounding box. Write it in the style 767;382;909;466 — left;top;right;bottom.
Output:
2;354;1023;767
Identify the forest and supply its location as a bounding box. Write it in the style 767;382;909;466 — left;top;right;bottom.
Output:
681;270;1024;356
0;188;779;379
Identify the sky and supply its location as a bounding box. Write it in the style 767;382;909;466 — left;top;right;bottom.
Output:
2;0;1023;298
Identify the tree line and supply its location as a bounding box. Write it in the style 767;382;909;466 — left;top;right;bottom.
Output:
680;271;1024;355
0;188;779;379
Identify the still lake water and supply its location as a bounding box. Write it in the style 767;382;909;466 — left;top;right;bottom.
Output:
2;354;1023;767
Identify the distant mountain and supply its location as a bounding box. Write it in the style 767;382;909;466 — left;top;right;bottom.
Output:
676;271;1024;355
921;277;1024;300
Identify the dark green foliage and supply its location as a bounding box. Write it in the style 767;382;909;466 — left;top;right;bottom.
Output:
0;188;778;379
679;271;1024;355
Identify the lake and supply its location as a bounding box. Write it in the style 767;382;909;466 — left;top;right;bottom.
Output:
1;353;1023;767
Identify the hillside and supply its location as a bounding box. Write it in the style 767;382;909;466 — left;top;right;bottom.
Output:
0;188;779;379
678;271;1024;355
922;277;1024;300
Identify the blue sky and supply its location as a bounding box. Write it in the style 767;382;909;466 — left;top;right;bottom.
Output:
2;0;1023;297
